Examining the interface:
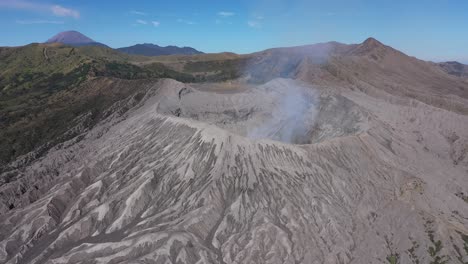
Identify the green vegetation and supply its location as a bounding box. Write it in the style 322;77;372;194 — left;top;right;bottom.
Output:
455;192;468;203
451;232;468;264
407;238;420;264
384;235;400;264
386;254;399;264
0;43;216;170
183;58;248;82
424;219;448;264
142;62;195;82
460;232;468;261
428;240;446;264
462;233;468;255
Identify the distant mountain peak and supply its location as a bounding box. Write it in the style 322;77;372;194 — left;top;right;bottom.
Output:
45;31;108;48
362;37;383;48
349;37;391;57
46;31;95;44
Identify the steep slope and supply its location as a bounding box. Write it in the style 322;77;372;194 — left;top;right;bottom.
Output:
46;31;108;48
324;38;468;114
1;38;468;264
118;43;203;56
239;38;468;114
1;78;468;264
0;44;195;168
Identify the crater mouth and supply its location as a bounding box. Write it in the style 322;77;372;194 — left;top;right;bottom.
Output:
157;79;368;144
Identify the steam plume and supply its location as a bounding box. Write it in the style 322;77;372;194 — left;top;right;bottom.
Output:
247;80;318;144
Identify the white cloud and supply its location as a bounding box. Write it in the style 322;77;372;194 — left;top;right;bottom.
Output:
130;10;146;15
218;11;234;17
248;14;264;28
177;18;195;25
247;20;262;28
134;20;159;27
0;1;80;19
16;19;64;24
51;5;79;18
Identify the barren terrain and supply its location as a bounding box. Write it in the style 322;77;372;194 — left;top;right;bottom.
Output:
1;38;468;264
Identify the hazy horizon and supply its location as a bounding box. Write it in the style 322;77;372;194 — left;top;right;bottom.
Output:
1;0;468;63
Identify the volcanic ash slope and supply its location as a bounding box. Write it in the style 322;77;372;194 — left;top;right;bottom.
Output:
1;78;468;264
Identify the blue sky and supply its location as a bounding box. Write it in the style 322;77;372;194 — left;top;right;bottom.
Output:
1;0;467;62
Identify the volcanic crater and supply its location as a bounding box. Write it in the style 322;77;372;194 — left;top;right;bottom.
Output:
157;78;368;144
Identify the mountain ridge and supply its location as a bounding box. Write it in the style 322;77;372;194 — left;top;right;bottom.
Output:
117;43;203;56
44;30;204;56
438;60;468;78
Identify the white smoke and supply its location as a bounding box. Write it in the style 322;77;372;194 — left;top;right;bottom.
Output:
247;79;318;144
